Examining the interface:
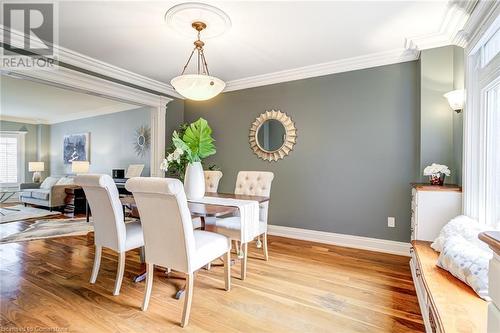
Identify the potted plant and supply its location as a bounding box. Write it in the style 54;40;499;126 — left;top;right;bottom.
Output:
423;163;451;185
160;118;216;199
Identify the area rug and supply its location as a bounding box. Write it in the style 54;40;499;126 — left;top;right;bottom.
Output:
0;218;93;244
0;217;139;244
0;205;60;224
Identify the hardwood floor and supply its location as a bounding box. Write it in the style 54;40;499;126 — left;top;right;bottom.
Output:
0;216;424;332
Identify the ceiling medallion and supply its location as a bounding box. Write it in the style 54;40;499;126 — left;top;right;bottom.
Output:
166;3;229;101
165;2;231;39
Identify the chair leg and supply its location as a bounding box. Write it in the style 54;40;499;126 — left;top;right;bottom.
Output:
90;245;102;284
141;263;154;311
263;232;269;261
180;273;194;327
139;246;145;263
224;250;231;291
234;240;241;257
241;242;248;280
113;252;126;296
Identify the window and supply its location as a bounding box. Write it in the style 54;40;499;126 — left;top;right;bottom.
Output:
464;14;500;230
482;27;500;67
0;132;25;186
487;83;500;229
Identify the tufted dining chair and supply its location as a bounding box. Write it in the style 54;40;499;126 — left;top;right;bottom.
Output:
215;171;274;280
125;177;231;327
75;174;144;296
204;170;223;193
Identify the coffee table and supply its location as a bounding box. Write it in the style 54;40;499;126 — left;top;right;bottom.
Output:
0;188;26;216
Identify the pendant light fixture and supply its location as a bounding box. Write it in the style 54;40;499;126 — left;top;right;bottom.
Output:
170;21;225;101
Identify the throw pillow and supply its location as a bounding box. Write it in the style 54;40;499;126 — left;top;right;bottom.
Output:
56;177;75;185
40;177;60;189
437;235;492;300
431;215;488;252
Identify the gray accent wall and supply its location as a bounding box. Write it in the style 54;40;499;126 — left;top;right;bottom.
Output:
166;99;185;147
50;107;152;176
419;45;464;184
185;61;419;242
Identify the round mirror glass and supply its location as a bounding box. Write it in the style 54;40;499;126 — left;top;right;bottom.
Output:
137;135;145;147
257;119;286;152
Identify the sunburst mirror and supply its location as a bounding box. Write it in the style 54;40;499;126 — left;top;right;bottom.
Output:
133;125;151;157
249;110;297;162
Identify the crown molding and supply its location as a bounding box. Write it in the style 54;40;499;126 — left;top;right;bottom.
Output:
48;105;144;124
0;115;47;125
0;0;489;96
462;0;500;54
0;26;182;99
405;1;477;50
224;48;420;92
0;104;141;125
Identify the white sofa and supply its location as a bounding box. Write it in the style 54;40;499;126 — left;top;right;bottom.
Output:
20;176;77;210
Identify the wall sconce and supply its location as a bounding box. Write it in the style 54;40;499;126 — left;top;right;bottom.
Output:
444;89;465;113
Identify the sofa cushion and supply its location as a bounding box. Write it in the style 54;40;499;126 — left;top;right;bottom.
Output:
20;191;33;198
56;177;74;185
40;177;60;189
30;189;50;200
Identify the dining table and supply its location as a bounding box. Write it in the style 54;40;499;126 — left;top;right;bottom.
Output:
118;192;270;299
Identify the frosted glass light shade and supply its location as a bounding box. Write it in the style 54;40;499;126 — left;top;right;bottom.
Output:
28;162;44;172
444;89;465;111
72;161;90;174
171;74;225;101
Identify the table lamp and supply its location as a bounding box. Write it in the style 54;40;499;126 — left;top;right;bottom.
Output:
72;161;90;175
28;162;44;183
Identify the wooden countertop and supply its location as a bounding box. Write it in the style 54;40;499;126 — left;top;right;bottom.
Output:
479;231;500;255
411;183;462;192
411;240;487;333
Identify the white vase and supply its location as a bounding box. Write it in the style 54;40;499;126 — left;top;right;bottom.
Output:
184;162;205;200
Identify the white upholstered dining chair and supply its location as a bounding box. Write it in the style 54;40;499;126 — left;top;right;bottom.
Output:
125;177;231;327
192;170;224;230
204;170;223;193
75;174;144;296
215;171;274;280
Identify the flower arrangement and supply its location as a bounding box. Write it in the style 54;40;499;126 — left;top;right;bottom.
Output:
160;118;217;179
423;163;451;185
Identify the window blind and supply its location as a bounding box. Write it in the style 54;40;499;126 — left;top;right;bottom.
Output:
0;135;19;184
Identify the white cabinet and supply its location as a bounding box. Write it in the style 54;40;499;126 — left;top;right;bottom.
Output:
411;184;462;241
489;254;500;333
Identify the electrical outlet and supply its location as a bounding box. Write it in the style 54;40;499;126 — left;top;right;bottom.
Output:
388;217;396;228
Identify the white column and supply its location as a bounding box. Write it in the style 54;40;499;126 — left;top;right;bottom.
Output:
150;97;172;177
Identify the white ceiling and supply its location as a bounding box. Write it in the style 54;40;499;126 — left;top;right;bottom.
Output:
56;1;454;86
0;76;140;124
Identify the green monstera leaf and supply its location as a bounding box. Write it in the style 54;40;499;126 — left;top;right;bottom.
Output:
182;118;216;162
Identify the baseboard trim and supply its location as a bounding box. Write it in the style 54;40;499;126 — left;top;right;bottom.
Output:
267;225;411;256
